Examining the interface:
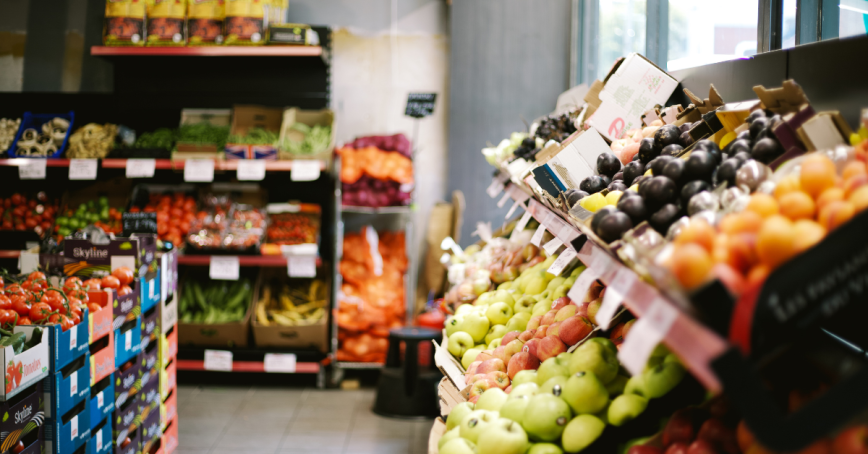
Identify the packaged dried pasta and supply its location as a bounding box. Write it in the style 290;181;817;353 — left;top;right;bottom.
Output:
224;0;265;45
188;0;225;45
146;0;187;45
104;0;146;46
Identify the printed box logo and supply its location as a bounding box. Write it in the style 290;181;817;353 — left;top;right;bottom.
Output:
72;247;109;260
14;404;31;424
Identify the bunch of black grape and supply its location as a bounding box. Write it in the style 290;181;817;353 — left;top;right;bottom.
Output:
513;138;540;161
535;112;578;143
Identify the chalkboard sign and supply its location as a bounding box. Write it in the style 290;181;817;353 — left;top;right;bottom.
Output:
122;212;158;237
405;93;437;118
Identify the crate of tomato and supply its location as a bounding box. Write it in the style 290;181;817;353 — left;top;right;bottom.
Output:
260;203;321;255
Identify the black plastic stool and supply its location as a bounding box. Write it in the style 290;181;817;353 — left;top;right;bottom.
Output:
372;327;442;419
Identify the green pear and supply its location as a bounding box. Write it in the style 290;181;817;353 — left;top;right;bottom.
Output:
508;382;539;400
445;315;465;337
642;362;685;398
492;290;516;308
505;312;530;332
605;375;629;396
624;374;647;397
438;426;462;450
476;388;509;412
484;324;509;345
541;255;557;269
583;338;618;356
460;409;499;443
521;394;572;442
462;348;483;369
487;338;502;350
511;369;538;387
568;343;619;384
536;357;569;386
514;295;536;314
527;443;564;454
448;332;475;358
459;312;490;343
539;376;569;397
440;438;478;454
486;303;514;326
608;394;648;426
561;414;605;453
552;285;570;300
446;401;476;430
562;371;609;415
499;395;530;422
546;277;566;292
570;265;586;277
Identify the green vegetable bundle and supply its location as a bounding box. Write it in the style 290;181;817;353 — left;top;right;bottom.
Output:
177;123;231;149
279;123;332;156
179;279;251;324
228;127;279;146
134;128;177;150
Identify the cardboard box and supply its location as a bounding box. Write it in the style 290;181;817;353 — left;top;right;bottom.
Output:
89;290;115;345
142;335;159;375
161;293;178;338
798;111;854;151
141;304;160;353
18;430;44;454
90;373;114;431
529;128;611;199
112;424;140;454
251;268;328;352
115;317;143;368
160;389;177;432
90;331;115;387
1;326;50;401
159;250;178;305
160;360;176;402
178;291;253;348
139;273;160;316
277;108;336;164
88;413;113;454
42;309;90;374
114;353;142;412
140;370;160;411
140;400;161;450
44;351;90;420
45;399;90;454
160;327;177;370
161;416;178;454
427;418;446;454
0;382;43;450
225;105;281;160
113;390;139;444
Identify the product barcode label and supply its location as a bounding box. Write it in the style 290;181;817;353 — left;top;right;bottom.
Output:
542;237;563;256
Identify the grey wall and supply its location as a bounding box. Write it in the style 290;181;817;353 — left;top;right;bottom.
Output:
448;0;573;246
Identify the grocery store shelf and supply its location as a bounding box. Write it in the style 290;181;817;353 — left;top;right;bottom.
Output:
335;361;384;370
0;250;21;259
503;183;729;392
101;158;325;171
176;255;322;267
91;46;323;57
101;158;175;169
341;206;412;214
176;359;321;374
0;158;72;167
177;346;328;375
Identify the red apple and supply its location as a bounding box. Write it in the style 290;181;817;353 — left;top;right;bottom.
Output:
697;419;738;454
486;371;510;390
523;338;541;359
686;439;719;454
536;335;567;362
833;425;868;454
504;339;525;358
519;330;536;342
535;325;550;339
554;305;577;322
541;309;559;326
558;316;594;346
476;350;496;363
502;331;522;346
492;346;511;364
547;321;562;338
507;351;540;379
468;378;497;400
572;301;590;318
663;409;698;447
466;373;488;386
465;361;481;377
550;297;570;311
628;446;663;454
611;322;626;344
666;443;690;454
526;315;543;331
476;358;506;375
504;384;512;394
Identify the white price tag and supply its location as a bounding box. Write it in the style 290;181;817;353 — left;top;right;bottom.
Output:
18;159;46;180
125;330;131;351
149;279;156;299
288;255;317;278
280;243;318;256
204;350;233;372
264;353;297;373
96;427;103;451
70;415;78;439
497;192;511;208
184;159;215;182
547;248;577;277
126;159;156;178
567;266;600;303
531;225;547;247
505;200;522;219
69;324;77;350
510;210;533;241
69;159;98;180
542;237;563;256
487;178;505;198
18;251;39;274
209;256;240;281
291;160;321;181
597;268;636;329
236;159;266;181
70;371;78;395
618;299;678;376
97;391;104;408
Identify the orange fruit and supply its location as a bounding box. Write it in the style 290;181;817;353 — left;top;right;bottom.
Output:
842;161;867;181
778;191;816;221
746;193;780;218
818;200;855;230
757;215;798;269
849;185;868;212
792;219;826;253
799;154;837;198
815;187;845;212
674;219;716;253
774;174;801;199
671;243;713;290
719;210;763;235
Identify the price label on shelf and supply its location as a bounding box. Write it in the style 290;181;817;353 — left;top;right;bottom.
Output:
531;225;547;247
497;192;511;208
264;353;297;373
288;255;317;278
597;268;636;330
510;210;533;241
291;160;321;181
567;266;600;303
204;350;233;372
618;299;678;376
209;256;240;280
184;159;215;182
505;200;522;219
547;247;577;277
69;159;98;180
126;159;156;178
236;159;266;181
18;159;46;180
542;237;563;256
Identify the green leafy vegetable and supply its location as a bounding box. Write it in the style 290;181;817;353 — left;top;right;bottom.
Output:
228;128;279;145
279;123;332;156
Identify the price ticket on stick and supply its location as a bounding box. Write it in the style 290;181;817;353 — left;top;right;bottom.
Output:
542;237;563;256
497;192;511;208
567;266;600;303
547;247;577;276
597;267;637;330
283;243;318;278
510;210;533;241
505;200;523;219
531;225;547;246
487;173;508;198
618;299;678;376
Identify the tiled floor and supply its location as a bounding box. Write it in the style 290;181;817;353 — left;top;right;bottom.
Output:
176;385;432;454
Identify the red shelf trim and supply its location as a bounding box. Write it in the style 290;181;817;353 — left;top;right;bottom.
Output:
90;46;323;57
175;359;320;374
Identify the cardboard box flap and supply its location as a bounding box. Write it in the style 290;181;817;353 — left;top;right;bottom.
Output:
684;85;725;115
433;335;466;390
797;111;855;151
753;80;810;114
230;105;283;137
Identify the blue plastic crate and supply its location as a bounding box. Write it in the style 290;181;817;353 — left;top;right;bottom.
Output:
7;111;74;158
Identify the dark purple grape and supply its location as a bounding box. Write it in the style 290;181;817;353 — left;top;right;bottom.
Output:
654;125;681;150
643;176;678;211
650;155;674;176
590;206;617;232
684;150;716;182
623;161;644;186
607;181;627;192
662;158;686;186
638;138;658;163
649;204;680;235
716;158;741;187
662;144;684;156
681;180;710;204
749;117;769;139
580;175;607;194
733;151;751;163
565;189;589;207
747;109;766;123
679;131;694;148
751;137;783;164
612;172;624;181
679;123;692;133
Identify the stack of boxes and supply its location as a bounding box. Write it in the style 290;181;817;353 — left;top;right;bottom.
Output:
0;325;50;454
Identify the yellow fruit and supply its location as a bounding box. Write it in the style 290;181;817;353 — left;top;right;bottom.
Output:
606;191;623;205
580;193;607;212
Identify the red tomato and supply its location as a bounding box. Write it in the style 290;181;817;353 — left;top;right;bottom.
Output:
16;317;31;326
117;285;133;297
29;302;52;323
0;295;11;310
10;295;31;317
4;284;23;295
10;194;22;205
56;315;73;331
87;302;102;313
101;275;120;290
0;310;17;327
112;267;135;286
83;279;102;291
68;313;80;326
64;276;82;291
27;271;45;281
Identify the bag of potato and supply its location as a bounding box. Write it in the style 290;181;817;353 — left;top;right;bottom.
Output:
146;0;187;46
104;0;146;46
224;0;265;45
188;0;225;45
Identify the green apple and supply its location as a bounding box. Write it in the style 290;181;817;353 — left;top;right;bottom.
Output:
532;300;551;317
477;418;528;454
528;443;564;454
608;394;648;426
583;338;618;356
446;315;465;337
541;255;557;268
562;371;609;415
487;338;502;350
440;438;478;454
439;426;461;450
594;401;610;424
536;357;569;386
460;409;499;443
605;375;629;396
552;285;570;300
456;304;474;316
546;277;566;292
472;304;489;314
568;342;619;384
462;348;484;369
556;352;573;365
664;352;682;366
446;401;476;430
624;374;647;397
497;281;511;291
525;276;547;296
511;369;538;387
564;277;576;287
476;291;495;307
570;265;586;277
492;290;516;308
539;376;569;397
521;394;572;442
508;382;539;400
537;289;552;301
486;303;514;326
514;295;536;314
459;312;491;343
505;312;530;332
476;388;508;412
561;414;605;453
642;362;685;398
484;324;508;345
499;396;530;422
448;332;475;358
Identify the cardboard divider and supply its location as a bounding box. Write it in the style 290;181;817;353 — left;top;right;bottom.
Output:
112;424;139;454
42;308;91;373
140;399;161;451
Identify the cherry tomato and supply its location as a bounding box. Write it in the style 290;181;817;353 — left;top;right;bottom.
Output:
4;284;23;296
112;267;135;286
27;271;45;281
16;317;31;326
67;313;80;327
63;276;82;291
83;279;102;291
101;275;120;290
29;302;52;323
0;310;17;328
87;302;102;313
117;285;132;297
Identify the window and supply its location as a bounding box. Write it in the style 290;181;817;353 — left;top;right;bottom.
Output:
596;0;647;80
840;0;868;38
667;0;759;72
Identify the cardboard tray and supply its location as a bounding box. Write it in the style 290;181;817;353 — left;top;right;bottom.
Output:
251;267;329;352
177;275;257;349
277;108;336;165
45;398;90;454
0;326;51;401
427;418;447;454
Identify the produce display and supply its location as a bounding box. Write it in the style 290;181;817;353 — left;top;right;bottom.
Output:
186;196;265;252
179;278;252;323
53;196;124;239
227;127;279;146
279;122;333;156
11;117;70;157
131;192;198;247
0;118;21;153
337;134;414;208
0;192;59;237
255;278;327;326
336;227;408;363
265;207;320;246
66;123;117;158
